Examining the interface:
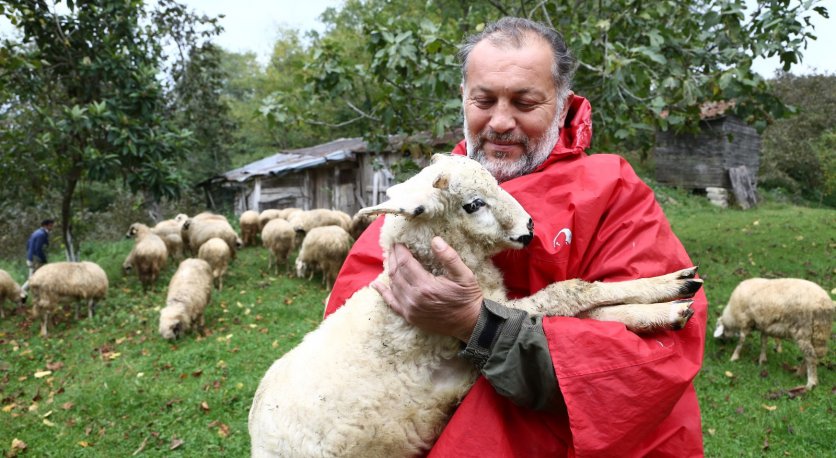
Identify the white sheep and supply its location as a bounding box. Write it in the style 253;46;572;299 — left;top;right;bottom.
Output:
261;218;296;275
349;211;379;240
198;237;231;291
248;154;702;457
28;261;108;337
713;278;834;389
240;210;261;247
258;209;283;230
125;223;169;291
288;208;352;234
151;218;185;260
183;214;242;259
294;225;353;290
159;258;214;340
0;269;24;318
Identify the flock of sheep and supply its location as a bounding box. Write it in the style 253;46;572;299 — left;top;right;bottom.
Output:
0;153;833;456
0;207;378;339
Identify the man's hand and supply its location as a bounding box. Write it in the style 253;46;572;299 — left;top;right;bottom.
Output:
371;237;483;342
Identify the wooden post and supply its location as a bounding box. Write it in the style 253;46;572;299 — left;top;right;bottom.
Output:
728;165;758;210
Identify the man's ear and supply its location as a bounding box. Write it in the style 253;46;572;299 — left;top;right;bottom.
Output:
559;91;574;126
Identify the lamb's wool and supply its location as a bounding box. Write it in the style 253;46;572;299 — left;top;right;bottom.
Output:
198;237;231;291
29;261;108;336
294;225;353;290
159;258;213;340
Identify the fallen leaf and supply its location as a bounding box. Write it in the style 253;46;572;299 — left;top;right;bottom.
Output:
200;401;210;412
170;437;184;450
78;441;91;447
735;406;745;414
62;402;74;410
762;404;777;411
46;361;64;371
217;422;230;438
34;370;52;378
192;370;203;378
707;428;716;436
2;404;15;413
724;371;734;378
271;340;279;349
43;418;55;427
9;438;27;457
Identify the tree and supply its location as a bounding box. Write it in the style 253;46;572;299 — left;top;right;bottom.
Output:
760;73;836;205
260;0;827;156
0;0;221;260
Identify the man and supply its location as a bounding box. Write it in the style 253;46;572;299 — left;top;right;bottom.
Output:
22;219;54;293
326;17;706;457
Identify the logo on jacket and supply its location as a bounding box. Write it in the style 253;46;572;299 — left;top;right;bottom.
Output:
552;228;572;249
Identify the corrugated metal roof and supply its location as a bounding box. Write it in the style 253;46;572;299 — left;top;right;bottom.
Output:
207;137;367;184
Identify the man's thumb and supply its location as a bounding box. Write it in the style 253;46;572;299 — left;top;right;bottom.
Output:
431;237;471;280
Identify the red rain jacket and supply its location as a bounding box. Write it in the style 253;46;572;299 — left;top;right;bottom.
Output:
325;95;706;457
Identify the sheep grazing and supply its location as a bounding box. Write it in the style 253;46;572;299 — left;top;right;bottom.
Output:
349;211;379;240
150;218;185;260
294;225;353;290
0;269;24;318
288;208;352;235
28;261;108;337
714;278;834;390
248;154;702;457
125;223;169;291
183;213;242;259
258;209;283;230
198;237;231;291
159;258;214;340
261;218;296;275
239;210;261;247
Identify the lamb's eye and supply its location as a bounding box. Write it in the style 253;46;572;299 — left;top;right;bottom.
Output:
462;198;486;214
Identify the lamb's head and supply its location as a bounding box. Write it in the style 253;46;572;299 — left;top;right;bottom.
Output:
159;306;187;340
360;154;533;267
125;223;150;239
712;305;734;339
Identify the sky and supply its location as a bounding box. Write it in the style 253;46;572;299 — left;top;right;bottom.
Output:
1;0;833;76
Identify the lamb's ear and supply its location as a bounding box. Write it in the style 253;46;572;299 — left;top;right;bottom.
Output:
433;171;449;190
358;198;428;218
712;322;724;338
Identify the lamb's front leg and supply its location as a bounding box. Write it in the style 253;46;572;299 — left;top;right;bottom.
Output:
582;300;695;333
507;266;703;316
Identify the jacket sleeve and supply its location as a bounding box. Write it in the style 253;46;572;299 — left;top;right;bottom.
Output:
324;217;385;317
543;160;707;455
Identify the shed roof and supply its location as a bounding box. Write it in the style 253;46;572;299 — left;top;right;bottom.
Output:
204;137;367;185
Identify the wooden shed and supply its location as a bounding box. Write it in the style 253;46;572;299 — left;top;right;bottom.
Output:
654;101;761;207
202;134;457;216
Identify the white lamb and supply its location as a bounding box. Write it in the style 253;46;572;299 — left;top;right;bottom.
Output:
248;154;702;457
125;223;168;291
198;237;231;291
294;225;353;290
183;214;242;259
0;269;24;318
714;277;834;389
28;261;108;337
261;218;296;275
240;210;261;247
159;258;214;340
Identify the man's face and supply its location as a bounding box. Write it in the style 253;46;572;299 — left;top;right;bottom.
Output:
462;35;560;182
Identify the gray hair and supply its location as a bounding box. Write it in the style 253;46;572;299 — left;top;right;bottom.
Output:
458;17;577;100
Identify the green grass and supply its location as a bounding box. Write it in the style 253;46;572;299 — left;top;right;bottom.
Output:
1;244;326;456
1;194;834;457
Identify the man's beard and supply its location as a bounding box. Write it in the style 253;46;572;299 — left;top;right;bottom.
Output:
465;111;561;183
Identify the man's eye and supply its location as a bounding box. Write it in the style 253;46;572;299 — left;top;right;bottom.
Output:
473;98;494;108
462;199;486;214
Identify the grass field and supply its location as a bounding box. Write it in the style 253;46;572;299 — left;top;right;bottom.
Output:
0;193;833;457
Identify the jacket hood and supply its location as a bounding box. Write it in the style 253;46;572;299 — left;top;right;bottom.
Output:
452;94;593;166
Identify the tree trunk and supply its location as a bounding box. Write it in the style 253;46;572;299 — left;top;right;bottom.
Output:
61;164;82;262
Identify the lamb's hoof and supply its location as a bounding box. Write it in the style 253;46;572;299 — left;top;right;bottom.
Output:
677;266;699;279
670;300;694;330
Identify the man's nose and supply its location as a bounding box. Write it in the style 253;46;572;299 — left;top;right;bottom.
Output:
488;101;516;133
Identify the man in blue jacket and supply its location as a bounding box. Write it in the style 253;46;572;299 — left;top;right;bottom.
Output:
22;219;55;293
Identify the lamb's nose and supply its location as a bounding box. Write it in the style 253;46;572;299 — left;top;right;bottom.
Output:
527;218;534;232
515;233;533;246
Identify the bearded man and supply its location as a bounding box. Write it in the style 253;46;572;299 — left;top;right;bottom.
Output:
326;17;706;457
